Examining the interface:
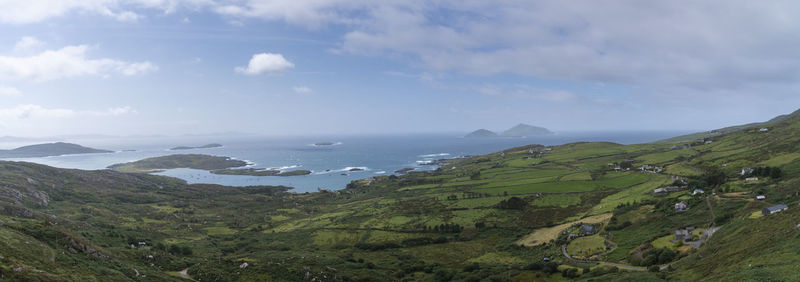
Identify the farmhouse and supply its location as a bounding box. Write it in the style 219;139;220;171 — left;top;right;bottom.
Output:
664;186;686;192
741;168;754;176
580;224;596;235
675;229;690;241
692;189;704;195
746;177;759;182
653;188;668;196
756;195;766;200
760;128;769;132
675;201;688;212
762;204;788;215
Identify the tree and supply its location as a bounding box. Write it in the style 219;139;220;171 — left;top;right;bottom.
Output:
470;171;481;180
168;244;181;255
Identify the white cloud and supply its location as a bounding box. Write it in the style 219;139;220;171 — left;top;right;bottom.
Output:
0;44;157;81
0;85;21;96
292;86;313;94
4;1;800;91
13;36;44;53
0;104;136;121
235;53;294;75
477;84;577;102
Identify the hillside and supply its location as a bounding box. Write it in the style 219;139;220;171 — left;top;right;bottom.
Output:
2;112;800;280
655;108;800;144
0;142;112;158
108;154;247;173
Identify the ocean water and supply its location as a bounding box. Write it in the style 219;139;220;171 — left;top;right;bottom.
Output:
0;131;691;193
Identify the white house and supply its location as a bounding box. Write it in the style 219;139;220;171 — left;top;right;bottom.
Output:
675;201;688;211
746;177;759;182
741;168;754;176
692;189;704;195
756;195;766;200
760;128;769;132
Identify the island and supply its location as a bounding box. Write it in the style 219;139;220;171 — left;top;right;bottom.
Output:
465;123;553;138
211;168;312;176
465;129;499;138
107;154;247;173
314;142;335;146
0;142;113;158
169;143;223;150
501;123;554;137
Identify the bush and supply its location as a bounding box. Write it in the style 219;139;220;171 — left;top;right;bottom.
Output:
648;265;660;272
561;268;580;278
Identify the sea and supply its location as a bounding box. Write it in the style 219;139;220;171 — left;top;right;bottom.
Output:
0;131;692;193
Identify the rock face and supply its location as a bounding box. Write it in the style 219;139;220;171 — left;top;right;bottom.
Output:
465;129;499;138
501;124;554;137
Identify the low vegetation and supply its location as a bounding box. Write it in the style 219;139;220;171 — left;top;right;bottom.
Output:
3;111;800;280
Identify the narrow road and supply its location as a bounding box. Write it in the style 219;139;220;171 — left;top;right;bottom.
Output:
706;196;716;224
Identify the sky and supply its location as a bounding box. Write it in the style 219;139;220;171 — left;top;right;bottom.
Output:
1;1;800;137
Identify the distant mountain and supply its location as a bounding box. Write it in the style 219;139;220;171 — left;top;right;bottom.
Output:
0;142;113;158
465;129;499;138
501;123;554;137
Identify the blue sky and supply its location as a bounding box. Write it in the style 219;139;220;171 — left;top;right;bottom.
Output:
1;1;800;137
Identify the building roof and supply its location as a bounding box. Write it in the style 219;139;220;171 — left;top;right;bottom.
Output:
766;204;788;212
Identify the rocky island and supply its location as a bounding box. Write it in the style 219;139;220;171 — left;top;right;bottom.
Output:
0;142;113;158
211;168;312;176
107;154;247;173
169;143;223;150
465;123;553;138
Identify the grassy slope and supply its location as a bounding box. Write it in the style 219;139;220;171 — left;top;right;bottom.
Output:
2;112;800;280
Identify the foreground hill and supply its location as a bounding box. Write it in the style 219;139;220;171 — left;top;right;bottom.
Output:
2;110;800;280
0;142;112;158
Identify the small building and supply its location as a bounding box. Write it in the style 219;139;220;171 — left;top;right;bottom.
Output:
675;229;690;241
704;140;713;145
756;195;766;200
760;128;769;132
665;186;685;192
746;177;759;182
675;201;688;212
763;204;788;215
692;189;704;195
580;224;597;235
543;257;551;262
741;168;754;176
653;188;668;196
